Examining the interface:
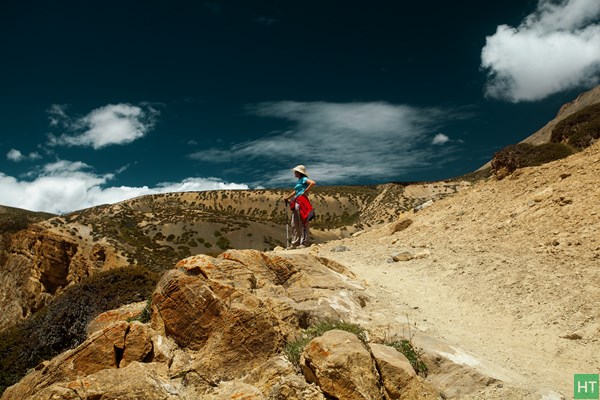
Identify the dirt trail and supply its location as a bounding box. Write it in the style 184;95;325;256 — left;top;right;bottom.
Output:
284;142;600;398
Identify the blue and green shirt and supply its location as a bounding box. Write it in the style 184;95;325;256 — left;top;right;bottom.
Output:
294;176;309;197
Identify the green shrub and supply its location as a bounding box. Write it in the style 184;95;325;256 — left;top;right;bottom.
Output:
0;266;157;395
491;142;575;176
129;297;152;324
551;104;600;149
384;339;429;377
216;236;231;250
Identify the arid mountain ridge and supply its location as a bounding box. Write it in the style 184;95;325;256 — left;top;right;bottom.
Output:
0;181;466;332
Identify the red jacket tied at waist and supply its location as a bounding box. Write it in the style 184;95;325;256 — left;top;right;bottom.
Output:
290;195;315;222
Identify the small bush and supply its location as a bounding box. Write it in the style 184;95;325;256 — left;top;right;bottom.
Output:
129;297;152;324
551;104;600;149
0;266;157;395
283;320;367;368
216;236;231;250
491;142;575;176
384;339;429;377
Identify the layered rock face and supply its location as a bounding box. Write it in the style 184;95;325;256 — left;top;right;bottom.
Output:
5;250;432;399
0;225;126;331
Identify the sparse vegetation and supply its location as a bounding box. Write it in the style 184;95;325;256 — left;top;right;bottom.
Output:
551;104;600;149
0;206;54;236
0;266;157;395
216;236;231;250
491;142;575;177
129;297;152;324
284;320;367;368
381;317;429;377
384;338;429;377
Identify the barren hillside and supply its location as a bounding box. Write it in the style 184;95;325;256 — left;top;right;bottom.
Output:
311;139;600;397
0;182;466;333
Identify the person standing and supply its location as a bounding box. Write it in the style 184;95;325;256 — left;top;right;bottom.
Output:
284;165;316;249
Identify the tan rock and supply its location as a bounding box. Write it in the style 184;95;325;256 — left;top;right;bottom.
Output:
151;266;288;380
31;362;182;400
242;356;297;394
532;187;553;202
269;375;326;400
151;250;370;382
390;218;413;235
392;251;415;262
86;301;147;336
2;321;129;400
120;322;153;367
300;330;382;400
149;332;179;365
369;343;417;399
205;381;265;399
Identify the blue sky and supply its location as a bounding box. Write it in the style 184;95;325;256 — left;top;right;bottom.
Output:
1;0;599;213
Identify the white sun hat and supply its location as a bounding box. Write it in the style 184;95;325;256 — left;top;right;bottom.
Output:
291;165;309;177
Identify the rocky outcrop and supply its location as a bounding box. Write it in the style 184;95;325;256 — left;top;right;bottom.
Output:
3;249;374;399
299;330;439;400
0;226;125;331
1;320;154;400
301;330;383;400
150;250;369;381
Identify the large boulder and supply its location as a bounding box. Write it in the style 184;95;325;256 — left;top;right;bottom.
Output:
369;343;439;399
300;330;383;400
20;362;183;400
151;250;369;381
150;266;290;380
2;321;153;400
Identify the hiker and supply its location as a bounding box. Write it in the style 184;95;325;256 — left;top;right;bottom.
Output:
284;165;316;249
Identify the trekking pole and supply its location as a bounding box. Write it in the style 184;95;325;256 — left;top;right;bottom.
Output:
284;199;290;248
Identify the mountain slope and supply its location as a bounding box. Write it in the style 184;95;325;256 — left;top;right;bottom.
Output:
522;84;600;145
479;83;600;172
0;181;466;332
316;139;600;397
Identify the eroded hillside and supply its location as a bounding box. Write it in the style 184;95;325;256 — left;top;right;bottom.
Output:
0;181;466;333
316;140;600;397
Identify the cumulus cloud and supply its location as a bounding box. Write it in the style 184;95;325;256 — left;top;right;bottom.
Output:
0;160;249;214
190;101;467;185
432;133;450;145
48;103;159;149
481;0;600;102
6;149;41;162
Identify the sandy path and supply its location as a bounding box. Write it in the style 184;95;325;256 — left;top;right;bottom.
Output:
282;143;600;398
277;143;600;397
309;232;597;398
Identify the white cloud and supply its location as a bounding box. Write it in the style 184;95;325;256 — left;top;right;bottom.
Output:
0;160;249;214
190;101;466;185
7;149;24;162
48;103;159;149
481;0;600;102
432;133;450;145
7;149;42;162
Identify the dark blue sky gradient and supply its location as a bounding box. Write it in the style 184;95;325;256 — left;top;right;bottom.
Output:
1;0;598;212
